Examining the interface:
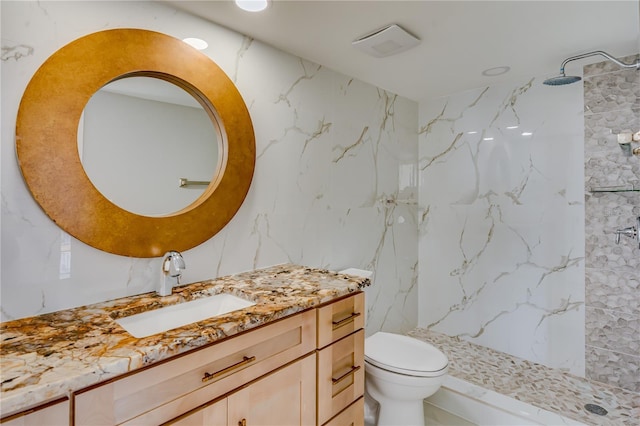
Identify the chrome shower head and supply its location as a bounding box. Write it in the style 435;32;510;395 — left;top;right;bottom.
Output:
545;50;639;87
543;74;582;86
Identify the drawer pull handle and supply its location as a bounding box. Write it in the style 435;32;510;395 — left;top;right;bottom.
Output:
332;312;361;329
202;356;256;382
238;419;247;426
331;365;361;385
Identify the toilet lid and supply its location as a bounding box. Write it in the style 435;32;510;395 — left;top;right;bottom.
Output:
365;332;448;377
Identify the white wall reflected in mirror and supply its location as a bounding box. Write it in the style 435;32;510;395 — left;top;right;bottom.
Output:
78;77;221;217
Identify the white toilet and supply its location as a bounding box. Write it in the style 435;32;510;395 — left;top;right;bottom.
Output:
364;332;448;426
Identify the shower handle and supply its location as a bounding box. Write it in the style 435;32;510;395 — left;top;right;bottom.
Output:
614;217;640;248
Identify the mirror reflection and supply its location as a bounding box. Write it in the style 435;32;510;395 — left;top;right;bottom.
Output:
78;76;221;217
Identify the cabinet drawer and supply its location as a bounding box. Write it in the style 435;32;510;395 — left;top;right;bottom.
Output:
75;310;316;425
317;292;364;349
1;398;69;426
317;329;364;425
323;397;364;426
168;354;316;426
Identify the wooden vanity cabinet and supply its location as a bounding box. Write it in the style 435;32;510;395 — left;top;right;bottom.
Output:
75;310;316;425
0;397;69;425
323;397;364;426
168;354;316;426
70;291;365;426
316;292;365;426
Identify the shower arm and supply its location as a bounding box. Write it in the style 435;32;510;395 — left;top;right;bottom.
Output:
559;50;640;74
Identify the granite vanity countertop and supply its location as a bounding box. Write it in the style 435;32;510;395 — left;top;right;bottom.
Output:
0;264;369;416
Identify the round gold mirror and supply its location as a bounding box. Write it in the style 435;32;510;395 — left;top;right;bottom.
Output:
16;29;255;257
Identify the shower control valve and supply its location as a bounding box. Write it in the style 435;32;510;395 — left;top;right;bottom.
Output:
614;216;640;248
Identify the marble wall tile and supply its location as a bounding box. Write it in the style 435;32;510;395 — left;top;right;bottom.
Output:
586;307;640;355
0;1;418;337
584;69;640;115
585;268;639;315
583;54;640;78
584;108;640;190
585;192;640;268
584;56;640;393
417;77;586;375
585;346;640;393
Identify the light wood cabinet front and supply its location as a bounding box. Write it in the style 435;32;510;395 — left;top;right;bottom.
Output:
168;399;227;426
317;293;364;349
228;354;316;426
69;290;365;426
317;330;365;425
169;355;316;426
0;398;69;426
75;310;315;425
323;397;364;426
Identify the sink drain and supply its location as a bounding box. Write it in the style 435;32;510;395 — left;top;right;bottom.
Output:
584;403;608;416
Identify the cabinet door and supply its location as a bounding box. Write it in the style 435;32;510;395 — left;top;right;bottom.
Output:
1;398;69;426
227;354;316;426
168;399;227;426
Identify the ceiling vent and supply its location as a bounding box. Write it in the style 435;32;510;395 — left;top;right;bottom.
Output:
352;24;420;58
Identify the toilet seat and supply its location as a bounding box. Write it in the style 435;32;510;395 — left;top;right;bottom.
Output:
365;332;448;378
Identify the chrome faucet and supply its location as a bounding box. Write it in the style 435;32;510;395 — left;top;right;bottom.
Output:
614;217;640;249
158;251;186;296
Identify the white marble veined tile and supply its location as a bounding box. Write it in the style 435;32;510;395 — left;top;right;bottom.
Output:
418;77;585;375
1;0;419;337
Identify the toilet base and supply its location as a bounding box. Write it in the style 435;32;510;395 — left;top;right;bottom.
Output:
379;400;424;426
365;361;445;426
366;393;425;426
364;391;379;426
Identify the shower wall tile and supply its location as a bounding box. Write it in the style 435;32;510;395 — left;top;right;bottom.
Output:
417;77;586;375
585;346;640;393
585;192;640;268
584;108;640;190
583;54;640;78
0;1;419;336
584;56;640;393
585;268;640;315
586;307;640;355
584;68;640;115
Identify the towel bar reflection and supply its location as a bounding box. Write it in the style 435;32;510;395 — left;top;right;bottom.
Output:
179;178;210;188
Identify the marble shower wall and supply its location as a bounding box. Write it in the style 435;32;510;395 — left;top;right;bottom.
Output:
0;1;418;335
583;55;640;393
418;78;586;375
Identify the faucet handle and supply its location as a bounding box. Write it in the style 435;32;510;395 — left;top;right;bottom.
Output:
162;250;186;277
614;217;640;248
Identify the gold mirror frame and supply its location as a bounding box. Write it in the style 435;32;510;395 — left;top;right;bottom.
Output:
16;29;255;258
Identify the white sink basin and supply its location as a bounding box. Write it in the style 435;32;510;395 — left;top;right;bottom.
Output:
115;294;256;338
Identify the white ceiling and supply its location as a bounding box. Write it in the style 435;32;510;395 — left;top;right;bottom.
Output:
166;0;640;102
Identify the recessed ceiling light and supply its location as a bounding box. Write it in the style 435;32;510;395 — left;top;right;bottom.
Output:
467;131;478;134
506;125;519;129
521;132;533;136
483;137;494;141
183;37;208;50
481;66;511;77
235;0;269;12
